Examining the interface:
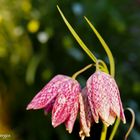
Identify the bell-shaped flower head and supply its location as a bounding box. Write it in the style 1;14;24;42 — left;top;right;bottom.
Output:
27;74;81;133
86;71;126;126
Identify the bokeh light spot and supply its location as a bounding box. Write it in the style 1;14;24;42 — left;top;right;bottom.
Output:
27;20;40;33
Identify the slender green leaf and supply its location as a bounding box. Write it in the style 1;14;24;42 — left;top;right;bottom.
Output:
57;6;97;63
84;17;115;77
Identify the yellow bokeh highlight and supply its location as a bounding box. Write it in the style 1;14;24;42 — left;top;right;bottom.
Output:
27;20;40;33
22;1;32;13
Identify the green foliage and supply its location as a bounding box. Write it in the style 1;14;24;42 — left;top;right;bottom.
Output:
0;0;140;140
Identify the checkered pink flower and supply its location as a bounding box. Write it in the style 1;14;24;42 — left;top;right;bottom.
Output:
27;75;81;133
86;71;126;126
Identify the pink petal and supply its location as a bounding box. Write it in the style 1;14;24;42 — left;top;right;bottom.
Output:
99;71;126;123
107;77;120;117
87;71;126;125
79;91;90;140
52;78;80;128
65;101;79;133
91;72;111;122
87;71;110;123
52;93;68;127
26;75;70;110
82;88;93;128
119;99;126;123
44;98;56;115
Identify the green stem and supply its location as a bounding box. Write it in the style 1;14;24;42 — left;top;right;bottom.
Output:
57;6;97;63
98;60;109;72
72;62;108;79
100;124;108;140
109;118;121;140
72;64;93;79
96;59;109;73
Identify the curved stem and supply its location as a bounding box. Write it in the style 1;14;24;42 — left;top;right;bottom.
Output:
99;60;108;71
124;108;135;140
99;67;109;73
57;6;97;63
72;64;93;79
109;118;121;140
96;59;109;73
72;62;107;79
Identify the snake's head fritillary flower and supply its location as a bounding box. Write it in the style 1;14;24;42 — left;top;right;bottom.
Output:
79;88;94;140
86;71;126;126
27;75;81;133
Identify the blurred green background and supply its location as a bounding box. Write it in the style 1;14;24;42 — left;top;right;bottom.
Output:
0;0;140;140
